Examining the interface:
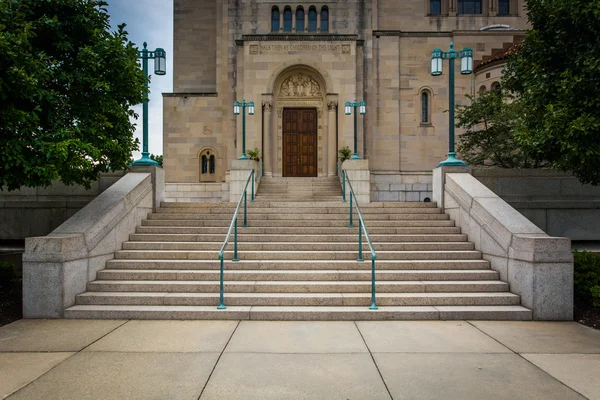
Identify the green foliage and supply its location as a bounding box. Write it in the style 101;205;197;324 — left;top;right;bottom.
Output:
338;146;351;162
503;0;600;185
246;148;260;161
456;91;547;168
0;261;16;287
150;154;163;166
0;0;146;191
573;251;600;307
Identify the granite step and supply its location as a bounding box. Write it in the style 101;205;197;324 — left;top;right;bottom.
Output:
75;292;521;307
64;305;532;321
128;233;469;243
85;280;510;293
160;201;438;208
135;226;463;235
141;219;454;227
96;269;499;282
105;259;492;271
120;241;475;252
155;207;444;215
113;249;483;261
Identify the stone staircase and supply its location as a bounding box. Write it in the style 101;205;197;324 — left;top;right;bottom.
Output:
65;177;532;320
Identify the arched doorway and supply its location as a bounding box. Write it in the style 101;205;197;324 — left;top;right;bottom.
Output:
270;66;332;177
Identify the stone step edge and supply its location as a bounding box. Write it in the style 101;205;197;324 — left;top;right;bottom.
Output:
64;305;533;321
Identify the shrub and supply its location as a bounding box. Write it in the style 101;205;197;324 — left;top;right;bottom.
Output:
0;261;16;287
573;251;600;307
246;148;260;162
338;146;351;162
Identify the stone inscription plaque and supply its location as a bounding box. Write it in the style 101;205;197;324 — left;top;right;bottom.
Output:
259;43;345;54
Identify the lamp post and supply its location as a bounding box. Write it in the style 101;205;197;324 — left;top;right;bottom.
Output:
430;42;473;167
344;99;366;160
233;99;255;160
131;42;167;167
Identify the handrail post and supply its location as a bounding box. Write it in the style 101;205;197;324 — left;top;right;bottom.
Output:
370;255;378;310
243;191;248;228
232;217;239;262
251;169;255;202
357;220;364;262
349;191;353;228
342;170;346;203
218;255;226;309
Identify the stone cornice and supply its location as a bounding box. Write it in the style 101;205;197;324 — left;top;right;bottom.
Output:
237;34;361;44
163;93;218;97
373;30;526;37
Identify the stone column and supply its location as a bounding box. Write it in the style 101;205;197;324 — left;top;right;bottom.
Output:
292;11;296;32
342;159;370;203
229;159;260;202
316;10;321;31
262;100;273;177
327;100;337;176
279;11;284;32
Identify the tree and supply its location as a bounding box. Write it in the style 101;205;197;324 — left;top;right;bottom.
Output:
150;154;163;166
456;90;548;168
0;0;146;191
503;0;600;185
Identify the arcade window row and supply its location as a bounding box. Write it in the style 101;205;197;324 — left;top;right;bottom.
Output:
271;6;329;32
430;0;512;16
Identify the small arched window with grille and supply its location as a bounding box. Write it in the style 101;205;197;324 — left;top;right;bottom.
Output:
320;6;329;32
296;6;305;32
421;91;430;124
283;7;292;32
491;81;501;92
271;6;280;31
479;85;487;95
308;6;317;32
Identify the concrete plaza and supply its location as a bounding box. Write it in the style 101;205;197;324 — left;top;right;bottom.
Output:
0;319;599;399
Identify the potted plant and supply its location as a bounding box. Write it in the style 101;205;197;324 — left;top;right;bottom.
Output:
338;146;351;162
246;148;261;162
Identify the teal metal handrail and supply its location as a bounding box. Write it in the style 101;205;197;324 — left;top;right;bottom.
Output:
217;169;255;309
342;170;378;310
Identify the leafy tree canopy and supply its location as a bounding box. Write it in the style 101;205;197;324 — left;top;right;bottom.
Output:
456;90;548;168
0;0;145;191
503;0;600;185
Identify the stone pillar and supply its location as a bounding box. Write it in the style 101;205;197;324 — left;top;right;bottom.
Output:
327;100;337;176
129;165;165;211
229;159;260;202
432;165;471;211
279;11;284;32
262;100;273;177
341;159;370;203
292;11;296;32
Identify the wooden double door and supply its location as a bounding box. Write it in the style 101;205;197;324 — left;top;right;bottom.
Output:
283;108;318;177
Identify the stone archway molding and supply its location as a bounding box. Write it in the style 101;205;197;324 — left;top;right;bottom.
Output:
267;58;334;95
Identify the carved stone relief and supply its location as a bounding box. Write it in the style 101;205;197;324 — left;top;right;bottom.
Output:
280;73;322;98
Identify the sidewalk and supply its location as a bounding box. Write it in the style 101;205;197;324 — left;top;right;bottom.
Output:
1;319;599;399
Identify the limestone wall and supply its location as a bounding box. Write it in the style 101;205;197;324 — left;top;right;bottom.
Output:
371;173;433;202
0;172;125;240
164;183;230;203
473;169;600;241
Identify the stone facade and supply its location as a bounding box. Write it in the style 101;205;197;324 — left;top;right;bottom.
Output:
164;0;529;200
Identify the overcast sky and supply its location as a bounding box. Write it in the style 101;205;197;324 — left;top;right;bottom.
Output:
107;0;174;157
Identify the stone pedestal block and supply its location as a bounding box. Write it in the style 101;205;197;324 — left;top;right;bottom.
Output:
341;159;370;204
229;160;260;203
432;165;471;210
129;166;165;211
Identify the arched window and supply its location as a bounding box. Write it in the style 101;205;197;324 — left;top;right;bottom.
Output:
457;0;482;14
491;81;501;92
271;6;280;32
296;7;305;32
421;91;430;124
308;6;317;32
201;155;208;174
478;85;487;95
283;7;292;32
430;0;441;15
320;6;329;32
209;155;216;174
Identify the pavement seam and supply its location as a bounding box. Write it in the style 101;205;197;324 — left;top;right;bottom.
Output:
4;320;129;399
353;321;394;400
197;319;241;400
466;321;591;400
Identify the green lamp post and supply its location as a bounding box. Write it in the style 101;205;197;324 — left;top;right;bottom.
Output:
430;42;473;167
344;99;366;160
131;42;167;167
233;99;255;160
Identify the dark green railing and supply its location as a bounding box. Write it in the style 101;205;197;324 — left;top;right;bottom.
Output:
342;169;378;310
217;169;255;309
